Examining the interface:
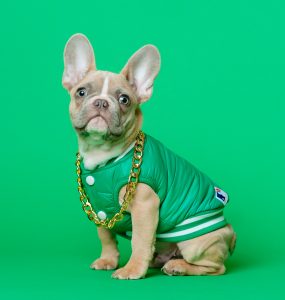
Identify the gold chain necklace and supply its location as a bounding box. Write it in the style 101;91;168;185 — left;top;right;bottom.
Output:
75;130;145;229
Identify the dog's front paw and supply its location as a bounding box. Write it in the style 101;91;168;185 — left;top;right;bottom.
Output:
111;263;147;280
90;257;118;270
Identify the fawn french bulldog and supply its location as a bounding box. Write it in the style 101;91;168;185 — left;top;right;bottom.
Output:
62;33;237;279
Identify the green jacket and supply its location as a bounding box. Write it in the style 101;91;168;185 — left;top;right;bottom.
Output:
79;133;229;242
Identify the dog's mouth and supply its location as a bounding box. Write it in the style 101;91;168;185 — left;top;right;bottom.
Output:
75;114;107;132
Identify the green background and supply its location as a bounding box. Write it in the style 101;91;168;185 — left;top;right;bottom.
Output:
0;0;284;299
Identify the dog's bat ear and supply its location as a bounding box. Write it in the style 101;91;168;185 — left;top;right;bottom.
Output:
62;33;96;91
121;45;161;103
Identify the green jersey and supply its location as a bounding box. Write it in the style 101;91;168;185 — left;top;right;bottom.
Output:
79;133;229;242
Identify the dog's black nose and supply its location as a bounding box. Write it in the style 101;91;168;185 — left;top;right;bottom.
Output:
93;99;109;109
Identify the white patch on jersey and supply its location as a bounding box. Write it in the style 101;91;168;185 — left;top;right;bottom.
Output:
214;187;229;205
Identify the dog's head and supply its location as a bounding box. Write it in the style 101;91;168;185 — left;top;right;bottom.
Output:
62;34;160;143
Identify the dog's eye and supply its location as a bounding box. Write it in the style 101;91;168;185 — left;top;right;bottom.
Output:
76;87;87;97
118;94;130;106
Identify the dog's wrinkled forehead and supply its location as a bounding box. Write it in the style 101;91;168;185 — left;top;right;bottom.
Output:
70;70;137;102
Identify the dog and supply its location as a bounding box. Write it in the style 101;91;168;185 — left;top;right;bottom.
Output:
62;33;237;279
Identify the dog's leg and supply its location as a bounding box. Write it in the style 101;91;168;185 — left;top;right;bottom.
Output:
162;224;236;276
150;242;180;268
90;226;119;270
162;259;226;275
112;183;159;279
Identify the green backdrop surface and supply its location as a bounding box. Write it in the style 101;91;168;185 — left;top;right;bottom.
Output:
0;0;284;299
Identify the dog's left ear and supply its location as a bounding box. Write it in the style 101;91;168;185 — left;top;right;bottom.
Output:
121;45;161;103
62;33;96;91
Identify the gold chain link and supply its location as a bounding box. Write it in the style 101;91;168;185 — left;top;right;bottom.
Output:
75;130;145;229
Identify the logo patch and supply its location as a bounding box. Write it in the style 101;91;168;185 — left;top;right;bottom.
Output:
214;187;229;205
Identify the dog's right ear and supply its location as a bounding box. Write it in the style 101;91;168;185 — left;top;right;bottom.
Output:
62;33;96;91
121;45;160;103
